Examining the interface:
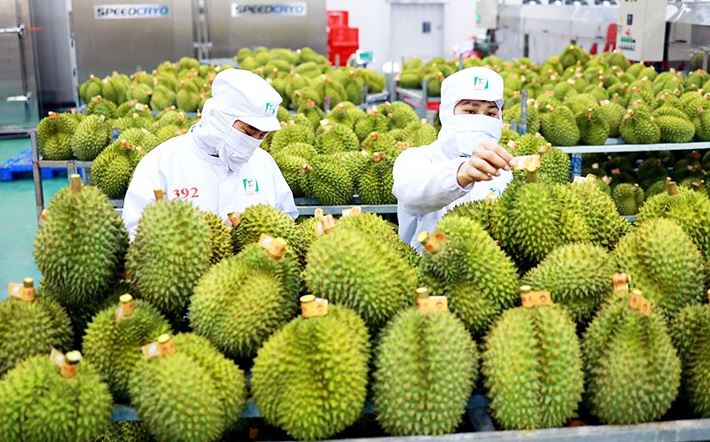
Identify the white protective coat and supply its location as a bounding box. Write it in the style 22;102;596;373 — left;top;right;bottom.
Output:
393;67;512;251
122;69;297;238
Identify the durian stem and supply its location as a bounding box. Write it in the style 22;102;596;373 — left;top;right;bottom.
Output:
69;174;82;194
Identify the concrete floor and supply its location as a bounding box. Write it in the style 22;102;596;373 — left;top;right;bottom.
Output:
0;137;63;299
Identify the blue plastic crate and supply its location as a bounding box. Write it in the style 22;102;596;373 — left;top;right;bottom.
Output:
0;148;65;181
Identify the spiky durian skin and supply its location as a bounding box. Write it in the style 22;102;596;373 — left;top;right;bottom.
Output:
612;183;644;216
126;199;211;317
419;216;518;336
613;219;705;320
37;113;77;160
271;123;315;153
670;305;710;417
252;306;369;441
82;299;171;402
373;309;478;436
335;213;419;269
190;243;300;359
315;123;359;153
94;421;154;442
203;211;233;265
0;294;73;376
129;334;246;442
90;143;137;199
540;105;580;146
495;183;590;266
306;156;354;206
304;227;416;329
567;181;629;249
656;115;696;143
357;154;396;205
0;355;112;442
273;152;310;197
34;185;129;307
522;243;614;324
619;109;661;144
443;199;498;236
636;188;710;282
483;304;584;430
71;114;111;160
229;203;304;261
582;291;681;424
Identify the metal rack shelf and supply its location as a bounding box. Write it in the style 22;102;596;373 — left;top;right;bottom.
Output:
394;87;440;120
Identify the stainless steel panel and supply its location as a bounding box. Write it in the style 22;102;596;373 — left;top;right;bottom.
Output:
29;0;76;111
0;0;38;129
71;0;195;82
206;0;326;58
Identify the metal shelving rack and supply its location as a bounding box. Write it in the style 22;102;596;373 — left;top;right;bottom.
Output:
394;84;440;120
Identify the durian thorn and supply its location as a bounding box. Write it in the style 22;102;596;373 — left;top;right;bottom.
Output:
227;212;240;227
665;178;679;196
69;174;82;194
153;189;165;201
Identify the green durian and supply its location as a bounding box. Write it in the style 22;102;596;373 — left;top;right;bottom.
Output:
522;243;614;324
670;301;710;417
36;112;78;160
598;100;626;137
190;239;301;359
582;289;681;424
619;108;661;144
419;215;518;336
374;302;478;436
80;74;103;104
483;300;584;430
305;155;354;206
357;151;396;205
94;421;154;442
129;333;246;442
270;120;315;153
273;152;311;197
0;352;112;442
83;295;171;402
540;104;580;146
126;197;211;318
612;183;644;215
34;177;128;308
613;218;705;319
567;179;629;248
91;140;144;199
252;304;369;441
577;106;610;145
203;211;233;265
656;115;696;143
0;278;73;376
71;114;111;161
304;226;416;329
315;122;359;153
228;203;303;260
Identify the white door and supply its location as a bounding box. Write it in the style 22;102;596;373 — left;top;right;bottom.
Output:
390;3;444;63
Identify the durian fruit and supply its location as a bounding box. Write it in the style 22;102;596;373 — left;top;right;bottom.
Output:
296;99;326;127
34;175;129;307
270;120;316;154
305;154;354;205
335;209;419;269
149;84;176;110
383;101;419;129
128;82;153;105
614;218;705;319
637;181;710;282
403;119;437;146
354;110;391;141
442;196;499;237
540;104;580;146
315;122;359;153
94;421;154;442
190;236;301;359
619;108;661;144
228;203;304;261
577;106;610;145
583;287;681;424
598;99;626;137
373;291;478;436
502;100;541;134
0;351;113;442
129;334;247;442
83;294;171;402
612;183;644;215
126;191;211;317
483;288;584;430
669;296;710;417
357;151;396;205
80;74;103;104
0;278;72;376
567;177;629;248
203;211;233;265
507;134;570;184
71;114;111;160
418;215;518;336
304;223;416;329
86;96;118;119
252;301;369;441
494;171;590;266
91;140;144;199
273;152;311;197
36;111;78;160
176;80;200;112
656;115;696;143
522;243;614;324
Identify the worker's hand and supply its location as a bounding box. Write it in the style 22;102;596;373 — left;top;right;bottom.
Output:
456;141;514;188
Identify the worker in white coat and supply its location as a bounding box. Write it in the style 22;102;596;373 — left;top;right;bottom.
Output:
393;67;514;251
122;69;297;238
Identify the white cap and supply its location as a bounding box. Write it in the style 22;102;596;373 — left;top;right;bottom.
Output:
440;67;504;111
209;69;283;132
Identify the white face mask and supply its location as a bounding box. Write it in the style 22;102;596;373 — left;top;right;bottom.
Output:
218;126;263;173
449;114;503;157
